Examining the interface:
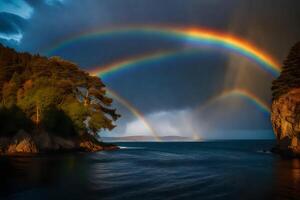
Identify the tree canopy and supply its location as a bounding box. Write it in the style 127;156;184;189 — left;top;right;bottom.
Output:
272;42;300;100
0;44;120;138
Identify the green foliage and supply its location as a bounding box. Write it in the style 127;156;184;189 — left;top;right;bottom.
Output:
89;112;114;134
0;44;120;138
62;100;89;133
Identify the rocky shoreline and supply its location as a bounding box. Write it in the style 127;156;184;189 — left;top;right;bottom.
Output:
0;130;119;155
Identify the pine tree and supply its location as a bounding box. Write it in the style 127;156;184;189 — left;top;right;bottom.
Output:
272;42;300;100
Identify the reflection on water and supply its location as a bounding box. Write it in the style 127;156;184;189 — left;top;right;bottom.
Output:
0;141;300;200
0;154;86;198
272;158;300;199
292;159;300;182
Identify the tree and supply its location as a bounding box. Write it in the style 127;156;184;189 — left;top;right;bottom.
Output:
0;44;120;138
272;42;300;99
2;81;17;107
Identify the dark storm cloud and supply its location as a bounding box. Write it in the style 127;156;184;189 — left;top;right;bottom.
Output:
19;0;236;53
0;0;33;19
228;0;300;62
0;0;33;44
0;0;67;46
0;12;26;41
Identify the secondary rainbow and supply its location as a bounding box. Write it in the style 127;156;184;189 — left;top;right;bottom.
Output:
193;88;270;140
47;25;281;76
89;50;188;78
106;88;161;141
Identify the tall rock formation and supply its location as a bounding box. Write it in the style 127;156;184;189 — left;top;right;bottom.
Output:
271;42;300;156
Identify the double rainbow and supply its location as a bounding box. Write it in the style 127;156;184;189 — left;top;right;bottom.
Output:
47;25;281;77
46;25;278;140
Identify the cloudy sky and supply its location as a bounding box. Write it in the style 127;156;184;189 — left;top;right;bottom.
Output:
1;0;300;139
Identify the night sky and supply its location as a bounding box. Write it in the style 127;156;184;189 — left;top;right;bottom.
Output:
1;0;300;139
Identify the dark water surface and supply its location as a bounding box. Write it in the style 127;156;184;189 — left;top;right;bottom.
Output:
1;140;300;200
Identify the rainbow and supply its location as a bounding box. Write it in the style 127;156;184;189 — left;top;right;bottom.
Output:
106;88;161;141
220;89;270;114
197;88;270;114
89;50;180;78
193;88;270;140
46;25;281;76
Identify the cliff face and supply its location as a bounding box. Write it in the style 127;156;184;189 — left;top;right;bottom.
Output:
271;89;300;155
271;42;300;156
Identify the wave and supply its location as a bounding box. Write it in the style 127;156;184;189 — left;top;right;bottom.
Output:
119;146;146;150
256;149;272;154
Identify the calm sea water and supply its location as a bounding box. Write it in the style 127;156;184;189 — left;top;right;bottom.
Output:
0;140;300;200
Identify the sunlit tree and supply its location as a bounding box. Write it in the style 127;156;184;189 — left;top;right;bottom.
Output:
0;43;120;138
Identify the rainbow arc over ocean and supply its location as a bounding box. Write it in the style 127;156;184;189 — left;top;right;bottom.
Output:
106;88;160;141
47;25;281;77
46;25;279;141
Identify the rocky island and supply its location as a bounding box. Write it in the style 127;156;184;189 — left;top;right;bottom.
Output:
0;44;120;155
271;42;300;157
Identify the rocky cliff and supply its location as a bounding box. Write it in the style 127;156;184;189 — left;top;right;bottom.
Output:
271;42;300;157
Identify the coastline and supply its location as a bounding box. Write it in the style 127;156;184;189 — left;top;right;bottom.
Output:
0;130;119;156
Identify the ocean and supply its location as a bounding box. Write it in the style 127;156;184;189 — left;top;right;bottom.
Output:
0;140;300;200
